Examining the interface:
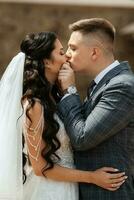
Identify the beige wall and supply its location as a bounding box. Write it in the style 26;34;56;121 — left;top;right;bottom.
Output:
0;2;134;97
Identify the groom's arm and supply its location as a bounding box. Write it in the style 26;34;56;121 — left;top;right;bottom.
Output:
57;81;134;151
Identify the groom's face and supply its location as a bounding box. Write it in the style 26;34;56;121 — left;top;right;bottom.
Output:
66;31;93;74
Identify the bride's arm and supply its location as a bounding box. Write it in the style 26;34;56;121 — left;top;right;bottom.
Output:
24;101;127;191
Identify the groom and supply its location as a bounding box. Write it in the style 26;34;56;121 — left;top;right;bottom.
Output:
58;18;134;199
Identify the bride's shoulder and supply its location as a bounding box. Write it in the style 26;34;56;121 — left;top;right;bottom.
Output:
22;98;43;117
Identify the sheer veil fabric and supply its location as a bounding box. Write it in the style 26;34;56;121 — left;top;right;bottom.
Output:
0;53;25;200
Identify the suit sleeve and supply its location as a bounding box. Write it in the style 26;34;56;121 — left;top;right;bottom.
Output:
57;82;134;151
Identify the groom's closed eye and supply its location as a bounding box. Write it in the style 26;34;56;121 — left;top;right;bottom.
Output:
68;45;76;51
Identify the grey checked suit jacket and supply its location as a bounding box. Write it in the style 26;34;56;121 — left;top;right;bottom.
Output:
57;62;134;200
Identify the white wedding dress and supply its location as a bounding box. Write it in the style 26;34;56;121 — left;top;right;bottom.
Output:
23;102;78;200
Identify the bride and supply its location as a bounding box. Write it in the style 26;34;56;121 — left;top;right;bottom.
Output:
0;32;126;200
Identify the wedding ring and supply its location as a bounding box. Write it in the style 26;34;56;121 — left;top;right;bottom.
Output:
111;184;116;188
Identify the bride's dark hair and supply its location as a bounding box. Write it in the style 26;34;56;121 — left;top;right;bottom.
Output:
20;32;61;183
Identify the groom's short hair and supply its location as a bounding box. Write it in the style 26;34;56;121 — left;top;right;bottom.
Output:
69;18;116;45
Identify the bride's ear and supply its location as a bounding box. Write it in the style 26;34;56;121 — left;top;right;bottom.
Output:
43;59;50;68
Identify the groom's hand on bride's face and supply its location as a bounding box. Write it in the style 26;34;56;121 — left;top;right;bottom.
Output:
58;63;75;92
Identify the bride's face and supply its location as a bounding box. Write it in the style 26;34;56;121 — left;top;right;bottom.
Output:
44;39;67;83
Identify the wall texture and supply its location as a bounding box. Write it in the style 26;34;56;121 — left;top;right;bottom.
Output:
0;2;134;97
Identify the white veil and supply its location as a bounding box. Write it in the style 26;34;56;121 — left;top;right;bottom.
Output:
0;52;25;200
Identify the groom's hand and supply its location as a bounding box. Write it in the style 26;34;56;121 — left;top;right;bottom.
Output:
58;63;75;92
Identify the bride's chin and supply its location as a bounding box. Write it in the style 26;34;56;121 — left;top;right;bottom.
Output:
49;78;57;85
53;74;59;83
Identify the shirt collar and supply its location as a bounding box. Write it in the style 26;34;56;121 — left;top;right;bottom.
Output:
94;60;120;84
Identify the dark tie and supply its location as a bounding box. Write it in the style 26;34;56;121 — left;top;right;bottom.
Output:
87;80;96;99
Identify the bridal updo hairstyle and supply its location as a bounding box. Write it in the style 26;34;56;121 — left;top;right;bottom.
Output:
20;32;61;183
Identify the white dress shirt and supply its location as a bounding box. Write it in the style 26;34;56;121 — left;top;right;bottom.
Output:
94;60;120;85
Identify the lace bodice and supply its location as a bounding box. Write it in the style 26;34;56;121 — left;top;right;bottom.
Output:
54;114;74;168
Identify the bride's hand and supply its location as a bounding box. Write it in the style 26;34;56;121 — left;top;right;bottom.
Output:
90;167;127;191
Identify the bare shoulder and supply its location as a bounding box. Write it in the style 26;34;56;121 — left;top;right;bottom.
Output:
24;99;43;125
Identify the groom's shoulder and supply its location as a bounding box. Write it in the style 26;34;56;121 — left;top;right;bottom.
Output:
105;71;134;97
109;70;134;87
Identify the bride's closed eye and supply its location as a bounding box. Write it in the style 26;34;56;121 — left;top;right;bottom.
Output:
60;50;65;55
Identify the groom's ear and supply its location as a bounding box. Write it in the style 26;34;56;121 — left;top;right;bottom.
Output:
90;47;100;61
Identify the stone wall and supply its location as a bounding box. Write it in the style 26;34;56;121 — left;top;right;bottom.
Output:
0;2;134;97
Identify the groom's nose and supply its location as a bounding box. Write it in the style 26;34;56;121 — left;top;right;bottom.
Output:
65;49;71;60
